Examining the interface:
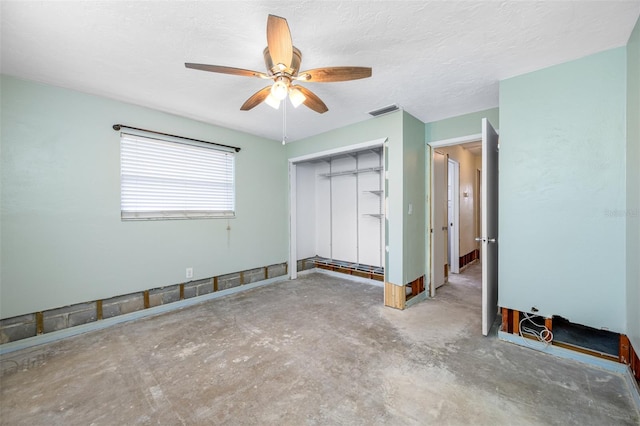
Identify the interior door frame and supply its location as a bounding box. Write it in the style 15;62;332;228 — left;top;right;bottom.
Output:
427;127;499;336
427;133;482;296
288;138;387;280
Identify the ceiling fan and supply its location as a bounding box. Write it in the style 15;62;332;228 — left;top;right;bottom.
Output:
185;14;372;114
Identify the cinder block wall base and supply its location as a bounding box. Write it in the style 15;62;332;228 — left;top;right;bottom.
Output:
0;262;288;344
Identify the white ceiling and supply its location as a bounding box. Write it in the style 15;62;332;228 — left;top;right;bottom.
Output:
2;1;639;142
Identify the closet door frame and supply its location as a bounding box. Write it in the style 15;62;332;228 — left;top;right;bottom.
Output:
288;138;387;279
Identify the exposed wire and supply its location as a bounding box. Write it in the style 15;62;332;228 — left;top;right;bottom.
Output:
519;312;553;349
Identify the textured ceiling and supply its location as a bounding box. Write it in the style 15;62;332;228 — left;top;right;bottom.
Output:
2;1;639;142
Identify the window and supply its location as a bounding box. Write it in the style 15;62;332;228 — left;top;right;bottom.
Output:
120;133;235;220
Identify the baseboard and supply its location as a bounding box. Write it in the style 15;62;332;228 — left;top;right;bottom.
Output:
459;249;480;270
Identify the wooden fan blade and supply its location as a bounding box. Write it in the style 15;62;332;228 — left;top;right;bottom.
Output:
185;63;268;79
240;86;272;111
266;15;293;69
298;67;372;83
296;86;328;114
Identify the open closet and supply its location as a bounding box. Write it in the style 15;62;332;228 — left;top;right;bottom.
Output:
294;147;385;280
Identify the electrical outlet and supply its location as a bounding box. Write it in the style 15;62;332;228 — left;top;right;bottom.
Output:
186;267;193;279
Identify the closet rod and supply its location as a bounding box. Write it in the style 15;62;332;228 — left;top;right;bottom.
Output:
112;124;241;152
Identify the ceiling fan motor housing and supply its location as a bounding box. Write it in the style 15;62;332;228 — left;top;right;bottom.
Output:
264;46;302;76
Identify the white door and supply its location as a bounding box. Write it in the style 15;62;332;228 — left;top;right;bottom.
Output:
431;150;448;290
447;159;460;274
480;118;499;336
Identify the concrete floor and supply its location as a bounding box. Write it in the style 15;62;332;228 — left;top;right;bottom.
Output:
1;262;638;425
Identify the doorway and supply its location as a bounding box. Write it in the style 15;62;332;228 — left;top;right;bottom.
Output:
430;141;480;288
428;118;499;336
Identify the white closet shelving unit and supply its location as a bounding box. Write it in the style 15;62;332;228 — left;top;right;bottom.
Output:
295;147;384;271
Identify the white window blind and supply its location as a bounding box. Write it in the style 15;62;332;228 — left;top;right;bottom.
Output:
120;133;235;220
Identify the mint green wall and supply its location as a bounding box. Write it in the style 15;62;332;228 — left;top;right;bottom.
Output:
285;113;401;159
626;18;640;351
286;112;406;284
425;107;499;143
0;75;288;319
402;112;426;283
499;48;627;332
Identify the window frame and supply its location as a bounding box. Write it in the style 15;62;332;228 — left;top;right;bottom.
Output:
119;131;236;221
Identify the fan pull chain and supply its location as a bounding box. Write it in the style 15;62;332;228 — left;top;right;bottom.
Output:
282;99;287;145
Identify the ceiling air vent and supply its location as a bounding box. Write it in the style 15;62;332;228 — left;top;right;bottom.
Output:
368;104;399;117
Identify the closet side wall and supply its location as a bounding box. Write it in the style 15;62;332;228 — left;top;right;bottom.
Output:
296;162;317;260
437;145;479;261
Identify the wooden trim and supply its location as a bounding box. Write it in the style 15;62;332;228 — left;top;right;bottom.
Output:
403;276;426;303
352;270;371;279
264;267;269;280
459;249;480;269
143;291;150;309
36;312;44;335
620;335;631;364
239;271;244;285
512;310;520;335
553;340;619;363
501;307;511;333
96;300;103;320
544;317;553;342
517;333;619;363
621;334;640;380
213;277;219;292
384;282;405;310
409;276;424;297
312;259;384;281
336;267;351;275
179;284;185;300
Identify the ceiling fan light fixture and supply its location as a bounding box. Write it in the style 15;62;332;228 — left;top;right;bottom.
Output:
288;87;306;108
271;78;289;100
265;93;281;109
186;15;371;114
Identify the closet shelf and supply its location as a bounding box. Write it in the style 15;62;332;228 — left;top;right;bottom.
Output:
319;166;382;178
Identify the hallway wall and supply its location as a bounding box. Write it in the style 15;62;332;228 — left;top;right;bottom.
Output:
436;145;479;262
